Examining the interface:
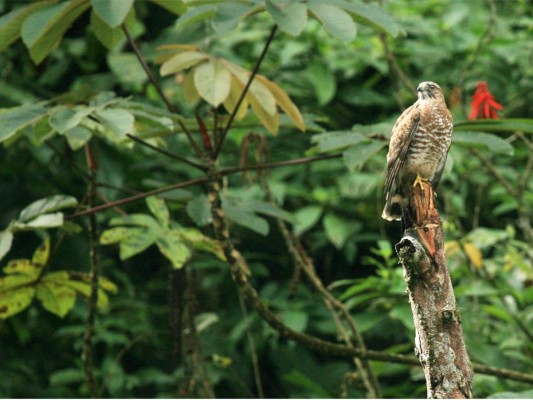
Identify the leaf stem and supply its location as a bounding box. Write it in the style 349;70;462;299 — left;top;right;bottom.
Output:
212;25;278;159
121;24;204;157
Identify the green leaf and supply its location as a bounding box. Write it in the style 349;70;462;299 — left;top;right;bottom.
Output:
266;0;307;36
244;201;295;223
0;103;47;143
119;228;156;260
146;196;170;229
454;118;533;134
307;1;356;43
3;259;40;279
90;0;134;28
0;230;14;263
13;213;64;230
93;108;134;137
333;0;401;37
343;140;386;171
64;126;93;150
311;131;364;152
19;195;78;222
50;369;85;386
194;58;231;107
48;106;93;134
306;59;336;106
223;200;269;236
160;51;210;76
174;4;216;32
0;284;35;320
110;214;160;231
212;3;257;35
21;0;90;64
36;282;76;318
452;131;514;156
90;7;135;50
178;228;225;260
149;0;186;15
323;212;361;248
294;205;323;235
32;239;50;268
107;53;146;86
281;310;308;332
488;389;533;399
0;0;57;52
156;231;191;269
186;195;212;227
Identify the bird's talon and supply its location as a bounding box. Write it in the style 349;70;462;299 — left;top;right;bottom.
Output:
412;174;428;189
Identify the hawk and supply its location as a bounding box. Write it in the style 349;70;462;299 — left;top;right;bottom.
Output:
382;81;453;221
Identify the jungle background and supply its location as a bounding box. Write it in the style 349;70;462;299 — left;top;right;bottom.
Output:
0;0;532;398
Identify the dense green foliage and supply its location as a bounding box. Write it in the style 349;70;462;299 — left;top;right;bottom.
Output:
0;0;532;398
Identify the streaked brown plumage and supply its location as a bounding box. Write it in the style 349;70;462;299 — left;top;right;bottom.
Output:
382;81;453;221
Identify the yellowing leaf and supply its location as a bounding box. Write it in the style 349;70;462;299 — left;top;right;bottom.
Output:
146;196;170;229
248;94;280;134
32;238;50;268
0;285;35;320
223;77;249;121
36;282;76;318
99;227;130;244
160;51;209;76
256;75;305;131
156;231;191;269
183;70;200;103
445;240;461;256
194;58;231;107
4;259;40;279
463;242;483;269
221;60;277;116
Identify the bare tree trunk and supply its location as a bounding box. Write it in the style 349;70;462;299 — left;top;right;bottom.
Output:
395;180;473;399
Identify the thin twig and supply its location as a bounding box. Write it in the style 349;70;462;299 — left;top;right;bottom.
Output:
238;291;265;398
121;24;204;157
67;153;342;219
127;133;207;170
81;143;100;398
213;25;278;159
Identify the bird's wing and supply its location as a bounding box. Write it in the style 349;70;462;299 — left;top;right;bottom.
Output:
384;104;420;195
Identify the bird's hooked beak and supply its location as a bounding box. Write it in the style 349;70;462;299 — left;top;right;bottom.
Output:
417;84;435;100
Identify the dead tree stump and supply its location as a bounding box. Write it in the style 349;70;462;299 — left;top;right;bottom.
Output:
395;180;473;399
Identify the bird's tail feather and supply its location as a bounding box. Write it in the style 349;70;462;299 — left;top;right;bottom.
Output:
382;193;403;221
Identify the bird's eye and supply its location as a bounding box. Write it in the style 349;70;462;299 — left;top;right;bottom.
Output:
428;84;435;89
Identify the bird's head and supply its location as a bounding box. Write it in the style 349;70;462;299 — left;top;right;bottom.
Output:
417;81;444;101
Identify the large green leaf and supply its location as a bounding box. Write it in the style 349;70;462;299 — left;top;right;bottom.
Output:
452;131;514;156
0;231;14;263
306;59;336;106
36;282;76;318
266;0;307;36
149;0;186;15
194;58;231;107
48;106;93;134
323;212;361;248
90;0;134;28
64;126;93;150
90;7;135;50
223;199;269;236
19;195;78;222
0;283;35;320
332;0;401;37
146;196;170;229
21;0;90;64
156;231;191;269
0;103;47;143
174;4;216;32
294;205;323;235
0;0;57;52
212;2;257;35
311;131;365;152
93;108;134;137
186;195;212;227
307;1;356;43
454;118;533;134
343;140;387;171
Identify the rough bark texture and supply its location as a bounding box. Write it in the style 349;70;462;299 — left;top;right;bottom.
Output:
395;180;473;399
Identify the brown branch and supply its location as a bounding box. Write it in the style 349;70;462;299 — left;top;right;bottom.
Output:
127;133;207;171
81;143;100;398
67;153;342;219
121;24;204;157
397;180;473;398
213;25;278;159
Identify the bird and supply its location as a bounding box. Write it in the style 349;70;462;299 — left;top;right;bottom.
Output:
382;81;453;221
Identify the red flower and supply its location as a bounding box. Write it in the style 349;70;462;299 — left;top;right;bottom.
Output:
468;81;503;120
